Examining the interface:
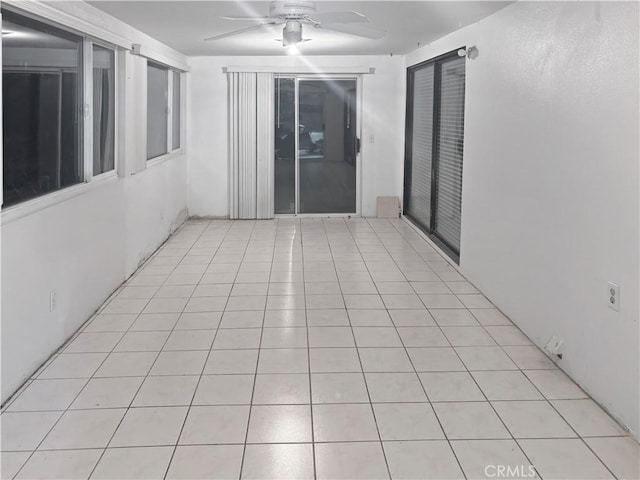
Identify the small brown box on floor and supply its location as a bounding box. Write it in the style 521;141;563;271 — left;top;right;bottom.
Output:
377;196;400;218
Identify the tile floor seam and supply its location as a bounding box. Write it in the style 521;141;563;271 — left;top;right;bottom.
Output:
364;222;468;479
386;219;548;479
382;222;551;469
364;217;469;480
540;404;620;479
159;220;234;480
339;218;396;480
8;224;202;480
298;221;319;480
83;220;219;479
3;218;636;480
238;220;271;480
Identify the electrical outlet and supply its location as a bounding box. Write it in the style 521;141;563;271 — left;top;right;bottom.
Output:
607;282;620;312
544;335;564;360
50;290;57;312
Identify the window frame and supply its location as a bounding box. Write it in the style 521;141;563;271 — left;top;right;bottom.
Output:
85;38;119;181
403;48;466;264
1;5;121;215
170;69;182;152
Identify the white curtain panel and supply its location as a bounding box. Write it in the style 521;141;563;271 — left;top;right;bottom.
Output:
228;72;274;219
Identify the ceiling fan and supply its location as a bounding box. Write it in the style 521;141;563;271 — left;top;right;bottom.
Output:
204;0;386;48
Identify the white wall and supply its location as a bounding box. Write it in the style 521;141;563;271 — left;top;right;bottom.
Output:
406;1;639;437
187;55;405;218
0;2;189;403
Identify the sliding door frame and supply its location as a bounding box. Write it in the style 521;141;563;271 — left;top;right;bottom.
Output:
274;74;363;218
403;49;465;263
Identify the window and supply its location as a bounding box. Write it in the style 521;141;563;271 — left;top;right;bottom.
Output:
92;44;116;175
146;63;181;160
2;10;83;207
146;62;168;159
2;8;119;209
404;50;466;263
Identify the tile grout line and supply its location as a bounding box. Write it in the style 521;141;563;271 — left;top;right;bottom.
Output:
160;220;235;480
9;220;207;480
3;221;194;411
332;217;393;480
363;217;470;479
298;219;318;480
86;220;223;480
385;218;548;479
388;218;622;479
6;434;623;454
237;219;270;480
4;219;632;479
2;397;611;413
10;225;205;479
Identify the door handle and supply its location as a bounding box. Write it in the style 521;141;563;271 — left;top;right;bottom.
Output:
356;137;361;154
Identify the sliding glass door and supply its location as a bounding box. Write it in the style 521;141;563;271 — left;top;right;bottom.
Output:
275;76;359;215
404;50;466;262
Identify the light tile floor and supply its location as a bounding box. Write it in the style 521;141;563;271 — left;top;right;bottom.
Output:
2;218;638;479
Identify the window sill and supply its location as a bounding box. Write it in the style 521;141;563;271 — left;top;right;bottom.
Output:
144;149;185;171
1;172;118;226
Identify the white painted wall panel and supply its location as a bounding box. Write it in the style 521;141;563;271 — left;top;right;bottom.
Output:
406;1;639;438
187;55;405;218
0;2;189;404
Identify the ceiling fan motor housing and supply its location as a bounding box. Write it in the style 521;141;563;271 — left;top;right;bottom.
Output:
269;1;317;19
282;20;303;46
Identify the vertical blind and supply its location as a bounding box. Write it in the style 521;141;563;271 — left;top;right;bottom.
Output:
404;51;466;262
228;72;274;219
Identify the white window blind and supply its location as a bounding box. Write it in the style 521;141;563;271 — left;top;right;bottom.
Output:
434;56;465;252
403;51;466;262
407;65;434;231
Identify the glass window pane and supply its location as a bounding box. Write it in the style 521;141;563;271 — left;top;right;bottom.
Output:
403;51;466;262
406;65;434;232
274;77;295;214
2;10;83;207
298;79;357;214
172;71;181;150
93;45;115;175
147;62;168;159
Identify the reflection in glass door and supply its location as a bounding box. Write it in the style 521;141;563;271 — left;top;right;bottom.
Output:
274;78;296;214
274;77;359;215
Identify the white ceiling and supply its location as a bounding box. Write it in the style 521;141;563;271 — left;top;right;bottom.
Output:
87;1;511;56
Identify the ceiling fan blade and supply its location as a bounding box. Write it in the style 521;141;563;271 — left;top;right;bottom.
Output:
204;21;281;42
319;22;386;40
310;11;369;25
220;16;272;21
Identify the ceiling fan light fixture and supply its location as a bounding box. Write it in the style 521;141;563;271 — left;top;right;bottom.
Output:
286;44;300;55
282;19;302;46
